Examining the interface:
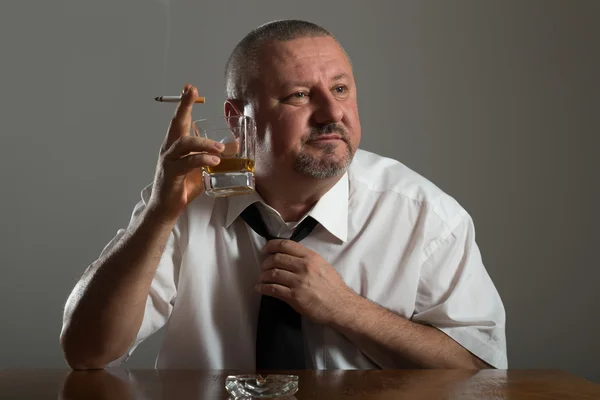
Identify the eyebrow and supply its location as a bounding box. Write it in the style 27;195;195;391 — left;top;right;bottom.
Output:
280;73;350;91
332;73;348;81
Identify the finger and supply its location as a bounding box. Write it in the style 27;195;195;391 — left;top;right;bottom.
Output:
220;139;239;157
163;84;197;151
262;252;303;273
262;239;311;258
163;135;225;161
166;153;220;176
255;283;292;302
258;268;300;287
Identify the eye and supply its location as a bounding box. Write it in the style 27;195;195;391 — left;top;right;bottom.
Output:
283;91;309;103
333;85;349;98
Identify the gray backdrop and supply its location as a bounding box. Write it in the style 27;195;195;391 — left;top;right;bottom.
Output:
1;0;598;383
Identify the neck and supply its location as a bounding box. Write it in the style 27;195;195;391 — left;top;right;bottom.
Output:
256;171;343;222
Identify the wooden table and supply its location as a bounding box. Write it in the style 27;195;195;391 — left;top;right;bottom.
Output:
1;369;599;399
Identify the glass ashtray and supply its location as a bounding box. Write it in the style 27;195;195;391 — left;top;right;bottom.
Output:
225;374;299;399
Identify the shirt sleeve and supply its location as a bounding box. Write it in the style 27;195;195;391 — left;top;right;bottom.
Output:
101;184;180;367
412;214;508;369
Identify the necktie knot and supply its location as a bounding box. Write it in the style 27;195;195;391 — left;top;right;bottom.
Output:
241;203;319;243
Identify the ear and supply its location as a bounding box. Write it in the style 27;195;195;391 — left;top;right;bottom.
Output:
224;99;244;118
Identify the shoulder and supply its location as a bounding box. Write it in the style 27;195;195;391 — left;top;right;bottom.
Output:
349;149;468;232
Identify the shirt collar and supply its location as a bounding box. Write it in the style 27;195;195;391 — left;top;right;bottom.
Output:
225;172;349;242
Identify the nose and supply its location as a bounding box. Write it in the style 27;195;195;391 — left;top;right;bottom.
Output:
312;90;344;125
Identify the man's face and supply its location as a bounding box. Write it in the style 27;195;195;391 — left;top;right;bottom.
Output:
247;36;361;179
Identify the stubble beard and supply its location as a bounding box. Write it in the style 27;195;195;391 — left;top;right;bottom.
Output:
293;136;354;179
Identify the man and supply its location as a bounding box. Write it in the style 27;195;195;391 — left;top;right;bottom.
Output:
60;20;507;370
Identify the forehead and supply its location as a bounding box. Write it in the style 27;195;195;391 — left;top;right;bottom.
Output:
256;36;352;85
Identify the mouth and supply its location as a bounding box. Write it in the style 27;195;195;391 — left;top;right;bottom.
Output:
307;134;344;142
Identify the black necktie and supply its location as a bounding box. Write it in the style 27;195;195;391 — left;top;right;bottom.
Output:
240;203;319;370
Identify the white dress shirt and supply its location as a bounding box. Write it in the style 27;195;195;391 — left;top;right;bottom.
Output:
104;149;507;369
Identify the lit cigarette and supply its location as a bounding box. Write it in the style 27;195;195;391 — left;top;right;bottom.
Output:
154;95;206;103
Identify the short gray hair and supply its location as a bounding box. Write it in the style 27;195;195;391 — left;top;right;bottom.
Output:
224;20;341;102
